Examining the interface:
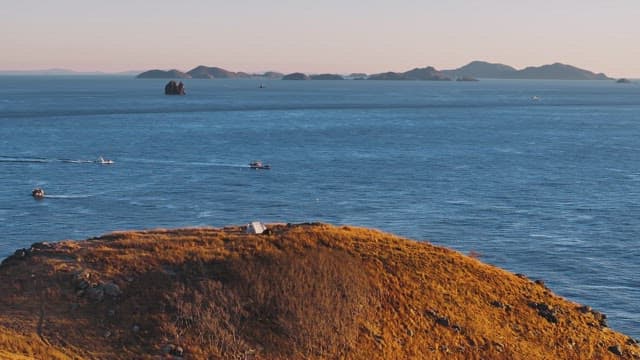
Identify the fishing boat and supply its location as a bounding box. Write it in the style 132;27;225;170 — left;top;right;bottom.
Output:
97;156;114;165
32;188;45;199
249;161;271;170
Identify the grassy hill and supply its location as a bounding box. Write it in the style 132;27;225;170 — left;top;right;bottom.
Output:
0;223;637;359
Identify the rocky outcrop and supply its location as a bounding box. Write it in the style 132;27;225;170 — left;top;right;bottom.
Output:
164;81;185;95
616;78;632;84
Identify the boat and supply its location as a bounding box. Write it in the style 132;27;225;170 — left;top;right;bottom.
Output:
249;161;271;170
32;188;45;199
97;156;114;165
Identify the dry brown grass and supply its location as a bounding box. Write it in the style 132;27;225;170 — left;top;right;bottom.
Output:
0;223;638;359
0;327;81;359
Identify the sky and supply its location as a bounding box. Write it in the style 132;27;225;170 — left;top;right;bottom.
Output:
1;0;639;77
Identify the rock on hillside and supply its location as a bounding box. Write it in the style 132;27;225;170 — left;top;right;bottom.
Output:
0;224;638;359
136;69;191;79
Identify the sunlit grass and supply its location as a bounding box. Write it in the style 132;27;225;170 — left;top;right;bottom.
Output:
0;223;636;359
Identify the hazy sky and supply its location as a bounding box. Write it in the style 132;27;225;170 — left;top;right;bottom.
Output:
1;0;638;77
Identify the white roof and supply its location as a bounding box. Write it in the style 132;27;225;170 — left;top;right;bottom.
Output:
247;221;267;234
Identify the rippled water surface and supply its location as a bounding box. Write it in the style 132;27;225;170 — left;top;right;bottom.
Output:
1;76;639;336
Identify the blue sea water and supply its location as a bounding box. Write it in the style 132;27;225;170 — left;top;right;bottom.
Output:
1;76;639;337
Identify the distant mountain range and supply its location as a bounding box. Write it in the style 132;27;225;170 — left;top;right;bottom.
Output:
0;62;617;80
137;61;614;81
441;61;610;80
370;62;611;81
368;66;450;81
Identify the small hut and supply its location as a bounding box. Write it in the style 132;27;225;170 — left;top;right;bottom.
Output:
246;221;267;234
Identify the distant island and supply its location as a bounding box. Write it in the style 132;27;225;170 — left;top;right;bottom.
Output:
310;73;344;80
456;76;479;82
137;69;191;79
442;61;611;80
280;73;345;80
137;66;281;80
137;61;615;81
281;72;309;80
368;66;450;81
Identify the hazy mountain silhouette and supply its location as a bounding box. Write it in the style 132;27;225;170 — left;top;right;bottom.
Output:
187;65;251;79
442;61;517;79
134;62;613;81
505;62;611;80
368;66;450;80
443;61;611;80
136;69;191;79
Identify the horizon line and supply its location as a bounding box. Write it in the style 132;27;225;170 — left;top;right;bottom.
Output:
0;60;636;79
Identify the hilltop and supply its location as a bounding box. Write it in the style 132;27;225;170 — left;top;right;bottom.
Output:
1;224;637;359
442;61;517;79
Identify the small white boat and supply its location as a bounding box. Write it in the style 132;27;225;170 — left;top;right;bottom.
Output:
97;156;114;165
249;160;271;170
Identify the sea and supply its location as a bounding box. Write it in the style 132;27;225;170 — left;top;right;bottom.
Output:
1;76;639;337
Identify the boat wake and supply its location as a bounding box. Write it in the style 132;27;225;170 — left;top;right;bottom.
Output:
44;194;94;199
119;157;247;168
0;156;48;163
2;155;250;169
61;159;95;164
